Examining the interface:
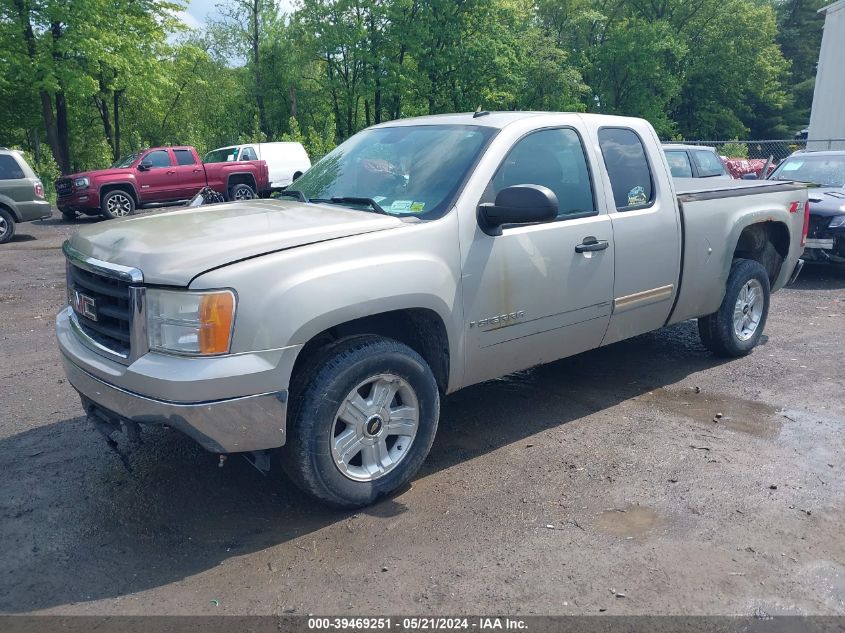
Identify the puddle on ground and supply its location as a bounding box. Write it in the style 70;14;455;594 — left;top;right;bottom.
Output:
596;505;661;538
639;388;782;439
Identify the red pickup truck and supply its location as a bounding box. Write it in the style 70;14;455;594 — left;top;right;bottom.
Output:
56;146;270;220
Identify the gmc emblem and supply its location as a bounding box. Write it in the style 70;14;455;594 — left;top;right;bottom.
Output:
72;289;98;321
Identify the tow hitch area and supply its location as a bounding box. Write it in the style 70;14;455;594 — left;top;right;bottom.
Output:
86;405;142;472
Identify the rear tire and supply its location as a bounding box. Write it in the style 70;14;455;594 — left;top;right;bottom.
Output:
0;208;16;244
698;258;770;357
229;183;255;201
281;335;440;508
101;190;135;219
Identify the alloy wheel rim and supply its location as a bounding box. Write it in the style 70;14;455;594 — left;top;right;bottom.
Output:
0;216;7;237
330;373;419;482
234;187;253;200
107;194;132;216
733;279;764;341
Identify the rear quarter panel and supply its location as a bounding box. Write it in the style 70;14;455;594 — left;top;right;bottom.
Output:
668;183;807;324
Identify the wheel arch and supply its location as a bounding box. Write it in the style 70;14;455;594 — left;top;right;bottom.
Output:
99;182;139;204
0;198;21;222
731;220;790;285
226;172;257;192
290;307;451;396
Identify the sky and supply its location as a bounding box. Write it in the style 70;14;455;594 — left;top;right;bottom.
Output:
179;0;296;30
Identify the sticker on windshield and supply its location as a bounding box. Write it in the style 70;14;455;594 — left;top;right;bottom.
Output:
781;160;803;171
409;202;426;213
372;195;387;203
627;186;647;206
389;200;413;212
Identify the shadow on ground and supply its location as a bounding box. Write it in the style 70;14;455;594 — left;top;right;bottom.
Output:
0;317;729;612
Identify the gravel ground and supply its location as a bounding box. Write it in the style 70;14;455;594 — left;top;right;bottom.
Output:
1;215;843;616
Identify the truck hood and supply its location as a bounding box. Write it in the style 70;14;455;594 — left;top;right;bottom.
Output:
68;199;404;285
807;187;845;218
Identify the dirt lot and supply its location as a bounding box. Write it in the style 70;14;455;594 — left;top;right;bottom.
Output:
1;215;843;616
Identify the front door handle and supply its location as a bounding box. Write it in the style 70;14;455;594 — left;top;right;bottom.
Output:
575;237;609;253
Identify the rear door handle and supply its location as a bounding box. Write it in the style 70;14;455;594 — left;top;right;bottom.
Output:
575;237;609;253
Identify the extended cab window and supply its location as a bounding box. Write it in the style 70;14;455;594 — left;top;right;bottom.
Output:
174;149;196;166
240;147;258;161
488;128;595;219
692;150;727;177
0;155;25;180
665;150;693;178
598;128;654;210
145;150;171;169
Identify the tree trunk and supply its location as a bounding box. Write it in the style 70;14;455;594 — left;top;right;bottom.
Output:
113;90;122;159
12;0;69;173
289;85;298;119
252;0;269;139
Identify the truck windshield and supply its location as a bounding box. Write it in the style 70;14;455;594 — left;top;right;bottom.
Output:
293;125;496;220
769;154;845;187
111;152;140;168
204;147;240;163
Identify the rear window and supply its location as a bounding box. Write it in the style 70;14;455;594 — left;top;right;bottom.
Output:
0;154;25;180
174;149;196;166
240;147;258;161
665;150;693;178
598;128;655;210
692;150;727;177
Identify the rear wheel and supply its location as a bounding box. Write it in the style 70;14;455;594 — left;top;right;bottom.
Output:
698;258;770;357
0;208;16;244
229;183;255;201
282;336;440;508
101;190;135;219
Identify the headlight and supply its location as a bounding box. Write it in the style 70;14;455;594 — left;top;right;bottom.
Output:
73;177;90;188
829;215;845;228
146;289;236;355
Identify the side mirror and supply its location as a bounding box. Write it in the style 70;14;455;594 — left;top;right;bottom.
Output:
478;185;558;236
741;173;759;180
138;161;152;172
292;170;303;181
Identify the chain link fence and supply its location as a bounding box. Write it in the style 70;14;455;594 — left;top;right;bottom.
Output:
665;139;845;161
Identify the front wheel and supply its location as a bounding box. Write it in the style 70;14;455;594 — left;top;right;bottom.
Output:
281;336;440;508
698;258;771;357
101;190;135;219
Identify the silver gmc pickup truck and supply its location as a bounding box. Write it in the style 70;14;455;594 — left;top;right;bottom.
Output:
57;112;808;507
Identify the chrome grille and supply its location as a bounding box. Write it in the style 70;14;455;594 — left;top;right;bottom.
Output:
63;242;146;363
67;263;132;356
56;178;72;197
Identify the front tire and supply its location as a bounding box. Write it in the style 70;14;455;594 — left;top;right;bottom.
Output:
698;259;770;357
101;190;135;219
0;208;16;244
282;336;440;508
61;209;77;222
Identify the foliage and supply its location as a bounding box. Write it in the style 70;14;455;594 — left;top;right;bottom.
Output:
0;0;824;177
721;141;750;159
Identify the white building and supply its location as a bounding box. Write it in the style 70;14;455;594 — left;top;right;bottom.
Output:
808;0;845;149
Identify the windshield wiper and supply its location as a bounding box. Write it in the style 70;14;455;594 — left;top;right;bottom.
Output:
311;196;390;215
275;189;307;202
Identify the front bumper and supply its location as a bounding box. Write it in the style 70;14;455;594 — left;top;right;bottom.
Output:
62;354;287;453
57;189;101;214
57;307;294;453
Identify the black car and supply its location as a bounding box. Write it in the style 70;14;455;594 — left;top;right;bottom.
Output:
768;151;845;264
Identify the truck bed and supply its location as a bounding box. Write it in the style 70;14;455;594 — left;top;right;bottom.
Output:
668;177;807;326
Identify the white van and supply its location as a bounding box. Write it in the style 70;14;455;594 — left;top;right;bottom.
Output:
204;142;311;189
